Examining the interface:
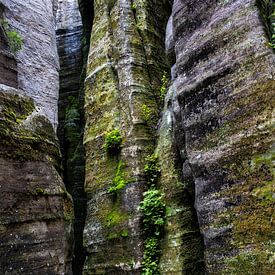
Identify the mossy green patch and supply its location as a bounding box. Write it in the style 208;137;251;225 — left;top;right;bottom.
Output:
107;229;129;240
215;147;275;271
222;246;275;274
0;91;59;165
108;160;127;194
140;155;166;274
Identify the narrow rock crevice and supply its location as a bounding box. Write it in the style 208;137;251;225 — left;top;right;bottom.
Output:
56;0;93;274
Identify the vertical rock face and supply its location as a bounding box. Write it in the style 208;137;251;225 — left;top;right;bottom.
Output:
156;83;205;274
0;1;73;274
83;0;170;273
0;4;17;89
2;0;59;128
1;0;274;274
56;0;83;96
56;0;87;273
169;0;275;273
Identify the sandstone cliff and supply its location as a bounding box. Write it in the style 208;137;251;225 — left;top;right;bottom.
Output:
0;0;274;274
0;1;73;274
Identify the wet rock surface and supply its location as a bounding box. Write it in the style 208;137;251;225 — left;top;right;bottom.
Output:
56;0;87;273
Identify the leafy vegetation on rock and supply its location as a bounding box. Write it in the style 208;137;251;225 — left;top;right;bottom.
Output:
0;19;23;53
103;129;122;153
140;154;166;274
108;160;127;194
144;154;160;185
159;71;169;101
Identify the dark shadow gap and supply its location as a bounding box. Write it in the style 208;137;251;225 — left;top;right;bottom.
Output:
56;0;94;274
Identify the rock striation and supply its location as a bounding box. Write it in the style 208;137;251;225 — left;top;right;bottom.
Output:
2;0;60;128
0;0;274;274
0;85;73;274
0;1;73;274
168;0;275;273
0;4;17;89
83;0;170;273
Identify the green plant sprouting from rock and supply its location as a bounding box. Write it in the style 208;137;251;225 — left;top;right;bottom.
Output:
104;129;122;153
159;71;169;101
141;104;153;122
139;154;166;274
108;160;127;194
131;2;137;11
256;0;275;49
0;19;23;53
139;189;166;235
144;154;160;185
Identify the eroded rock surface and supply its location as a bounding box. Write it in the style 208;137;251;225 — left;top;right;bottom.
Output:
83;0;170;273
56;0;87;273
0;1;73;273
169;0;275;273
0;85;73;274
2;0;59;128
0;4;17;89
157;83;205;274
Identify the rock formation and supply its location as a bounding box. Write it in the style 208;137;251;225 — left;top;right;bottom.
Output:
56;0;87;273
169;0;275;273
83;0;170;273
0;0;274;274
2;0;59;128
0;1;73;274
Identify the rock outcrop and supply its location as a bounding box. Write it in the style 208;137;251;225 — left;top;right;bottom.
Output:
0;4;17;89
2;0;59;128
0;1;73;274
0;86;73;274
168;0;275;273
83;0;170;273
1;0;274;274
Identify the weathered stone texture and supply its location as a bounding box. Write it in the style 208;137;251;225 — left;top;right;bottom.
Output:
169;0;275;273
0;85;73;274
157;83;205;274
0;0;73;273
83;0;170;273
2;0;59;128
0;4;17;88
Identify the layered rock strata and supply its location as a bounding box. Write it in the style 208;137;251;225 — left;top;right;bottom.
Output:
169;0;275;273
156;83;205;274
0;0;274;274
0;1;73;274
83;0;170;273
0;4;17;89
2;0;59;128
0;85;73;274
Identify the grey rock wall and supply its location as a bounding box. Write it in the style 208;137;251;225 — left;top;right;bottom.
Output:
0;5;17;89
0;84;73;274
2;0;59;129
83;0;170;273
169;0;275;273
0;1;73;273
